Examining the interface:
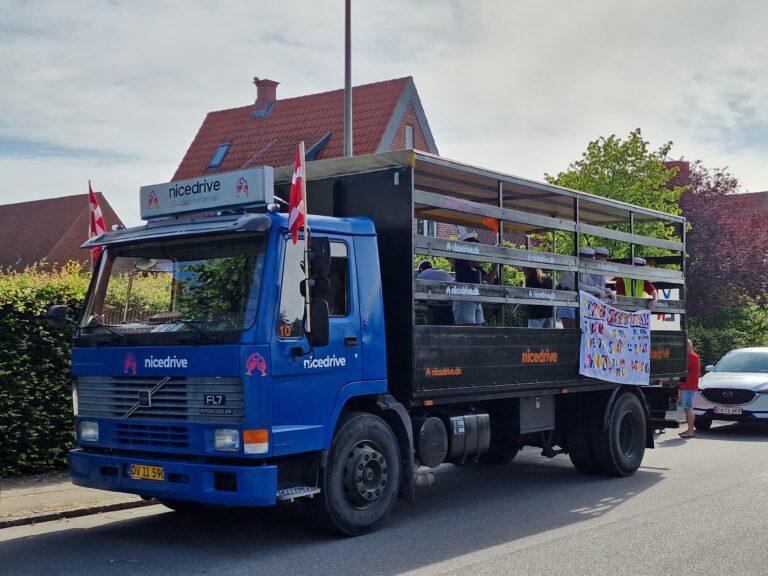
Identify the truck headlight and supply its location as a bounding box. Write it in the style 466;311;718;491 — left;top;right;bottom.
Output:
79;421;99;442
214;429;240;452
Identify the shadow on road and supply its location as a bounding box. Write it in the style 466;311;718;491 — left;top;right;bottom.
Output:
0;451;664;576
656;421;768;446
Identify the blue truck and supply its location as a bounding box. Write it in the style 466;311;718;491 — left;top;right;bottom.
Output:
52;151;687;535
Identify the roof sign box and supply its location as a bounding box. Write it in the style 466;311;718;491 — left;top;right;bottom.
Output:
140;167;274;220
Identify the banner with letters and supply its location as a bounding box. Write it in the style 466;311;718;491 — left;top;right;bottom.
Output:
579;291;651;385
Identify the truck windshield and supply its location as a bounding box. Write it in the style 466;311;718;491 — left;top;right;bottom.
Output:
80;234;266;341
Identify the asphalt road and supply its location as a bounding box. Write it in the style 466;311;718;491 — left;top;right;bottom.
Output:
2;422;767;576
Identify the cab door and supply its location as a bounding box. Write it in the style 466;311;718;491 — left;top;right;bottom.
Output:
269;235;362;455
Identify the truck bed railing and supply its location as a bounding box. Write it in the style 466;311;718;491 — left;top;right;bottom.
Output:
414;235;684;285
414;279;685;314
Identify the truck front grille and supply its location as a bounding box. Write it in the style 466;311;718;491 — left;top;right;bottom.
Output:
75;376;244;424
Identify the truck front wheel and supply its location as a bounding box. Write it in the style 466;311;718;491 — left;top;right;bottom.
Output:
311;411;401;536
592;392;646;477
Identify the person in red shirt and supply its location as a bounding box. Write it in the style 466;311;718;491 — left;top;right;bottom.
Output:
679;339;701;438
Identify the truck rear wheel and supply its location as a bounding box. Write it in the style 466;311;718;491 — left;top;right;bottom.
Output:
311;411;401;536
592;392;646;476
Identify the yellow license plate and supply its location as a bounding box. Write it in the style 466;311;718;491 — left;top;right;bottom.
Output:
129;464;165;481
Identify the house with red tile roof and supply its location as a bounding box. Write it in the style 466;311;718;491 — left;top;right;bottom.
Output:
173;76;438;180
0;193;122;271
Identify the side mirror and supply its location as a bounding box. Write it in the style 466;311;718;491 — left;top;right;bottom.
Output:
308;236;331;277
705;364;715;372
45;305;70;329
300;276;331;298
307;299;329;347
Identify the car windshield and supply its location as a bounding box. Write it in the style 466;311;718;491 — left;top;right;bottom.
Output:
80;234;266;341
714;351;768;373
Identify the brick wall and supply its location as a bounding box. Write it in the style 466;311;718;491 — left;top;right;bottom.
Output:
389;104;433;152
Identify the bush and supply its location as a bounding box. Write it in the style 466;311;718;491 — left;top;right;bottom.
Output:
687;302;768;366
0;262;90;477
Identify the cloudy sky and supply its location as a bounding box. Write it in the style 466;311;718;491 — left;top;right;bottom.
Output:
1;0;766;226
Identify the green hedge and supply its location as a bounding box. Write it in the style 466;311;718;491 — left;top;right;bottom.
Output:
0;263;90;477
687;303;768;367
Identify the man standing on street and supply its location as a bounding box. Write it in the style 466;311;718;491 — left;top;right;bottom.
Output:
679;339;701;439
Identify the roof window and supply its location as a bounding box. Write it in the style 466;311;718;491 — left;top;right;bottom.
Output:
208;142;231;170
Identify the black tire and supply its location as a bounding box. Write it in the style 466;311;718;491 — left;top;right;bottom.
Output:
592;392;647;477
310;411;401;536
478;444;520;465
694;417;712;431
567;432;598;473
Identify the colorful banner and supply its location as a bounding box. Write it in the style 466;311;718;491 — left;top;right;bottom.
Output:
579;291;651;385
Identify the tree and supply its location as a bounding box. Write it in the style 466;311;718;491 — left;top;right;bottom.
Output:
545;128;686;258
679;161;768;314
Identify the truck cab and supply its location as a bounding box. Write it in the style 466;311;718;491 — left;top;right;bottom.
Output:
69;210;390;511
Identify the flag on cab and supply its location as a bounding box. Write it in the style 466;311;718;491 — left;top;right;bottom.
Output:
288;144;306;244
89;181;106;263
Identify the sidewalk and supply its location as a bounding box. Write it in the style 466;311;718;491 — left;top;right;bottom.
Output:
0;470;155;529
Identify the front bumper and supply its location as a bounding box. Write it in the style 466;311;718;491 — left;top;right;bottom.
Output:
693;391;768;421
69;449;278;506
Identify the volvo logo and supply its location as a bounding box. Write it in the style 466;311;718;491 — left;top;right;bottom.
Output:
722;390;733;399
122;377;171;419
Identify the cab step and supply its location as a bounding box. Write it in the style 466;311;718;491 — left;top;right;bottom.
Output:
276;486;321;502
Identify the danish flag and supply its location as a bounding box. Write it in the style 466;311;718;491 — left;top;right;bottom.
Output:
89;181;106;263
288;143;306;244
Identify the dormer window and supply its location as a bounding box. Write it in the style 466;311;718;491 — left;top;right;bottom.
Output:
208;142;231;170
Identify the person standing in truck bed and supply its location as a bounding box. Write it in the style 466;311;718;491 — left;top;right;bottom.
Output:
615;257;659;309
524;267;555;328
452;232;497;325
416;259;454;281
557;246;610;328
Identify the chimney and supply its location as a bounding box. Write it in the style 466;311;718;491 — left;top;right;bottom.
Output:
253;77;279;109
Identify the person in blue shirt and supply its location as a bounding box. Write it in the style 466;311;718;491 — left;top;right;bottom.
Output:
416;259;454;281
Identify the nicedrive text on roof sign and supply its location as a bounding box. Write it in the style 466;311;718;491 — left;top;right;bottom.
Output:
139;167;274;220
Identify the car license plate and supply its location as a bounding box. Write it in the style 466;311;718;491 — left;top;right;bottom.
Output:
129;464;165;481
714;406;742;415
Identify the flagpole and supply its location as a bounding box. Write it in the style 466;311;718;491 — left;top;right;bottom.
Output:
300;141;311;335
88;180;93;268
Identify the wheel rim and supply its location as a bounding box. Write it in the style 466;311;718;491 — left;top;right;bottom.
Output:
618;411;639;458
342;440;388;509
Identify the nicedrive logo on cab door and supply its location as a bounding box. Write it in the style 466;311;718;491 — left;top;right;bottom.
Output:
303;355;347;369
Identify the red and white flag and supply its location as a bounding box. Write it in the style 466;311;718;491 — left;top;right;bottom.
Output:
89;181;106;262
288;143;306;244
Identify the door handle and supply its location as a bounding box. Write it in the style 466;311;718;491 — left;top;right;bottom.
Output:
344;337;358;347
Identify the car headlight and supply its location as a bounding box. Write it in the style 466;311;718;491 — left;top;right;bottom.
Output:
214;429;240;452
79;421;99;442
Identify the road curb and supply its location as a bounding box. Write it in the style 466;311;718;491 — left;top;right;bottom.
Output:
0;498;158;529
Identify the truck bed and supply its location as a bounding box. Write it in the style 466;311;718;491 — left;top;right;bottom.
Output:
404;326;686;405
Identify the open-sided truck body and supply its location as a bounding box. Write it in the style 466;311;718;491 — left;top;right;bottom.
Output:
65;150;687;535
289;152;686;407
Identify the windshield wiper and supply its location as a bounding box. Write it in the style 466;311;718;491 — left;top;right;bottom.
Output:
176;319;221;342
82;316;128;341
